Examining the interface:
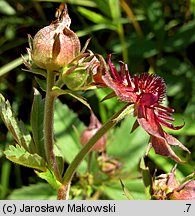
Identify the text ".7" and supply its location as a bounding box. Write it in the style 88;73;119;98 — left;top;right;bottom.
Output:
184;204;191;213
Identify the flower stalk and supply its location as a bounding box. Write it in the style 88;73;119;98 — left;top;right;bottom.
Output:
61;103;134;198
44;70;61;181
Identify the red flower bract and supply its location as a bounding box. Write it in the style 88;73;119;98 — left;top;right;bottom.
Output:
101;55;190;162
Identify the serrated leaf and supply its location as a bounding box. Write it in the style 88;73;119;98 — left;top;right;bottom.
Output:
35;169;62;190
4;144;46;171
30;88;45;159
0;93;34;152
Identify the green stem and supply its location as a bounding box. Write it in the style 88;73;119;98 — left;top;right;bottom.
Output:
62;103;134;186
87;151;93;172
44;71;61;181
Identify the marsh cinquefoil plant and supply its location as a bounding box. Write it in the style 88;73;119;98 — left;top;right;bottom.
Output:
0;4;193;200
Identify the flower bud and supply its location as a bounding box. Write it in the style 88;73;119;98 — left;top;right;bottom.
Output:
31;6;80;71
169;181;195;200
98;154;122;175
152;166;180;200
62;52;100;90
152;165;195;200
80;111;107;152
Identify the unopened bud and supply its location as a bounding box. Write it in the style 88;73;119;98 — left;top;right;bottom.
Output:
80;111;106;152
31;5;80;71
62;52;100;90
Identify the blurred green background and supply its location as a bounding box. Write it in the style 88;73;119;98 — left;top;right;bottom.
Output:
0;0;195;200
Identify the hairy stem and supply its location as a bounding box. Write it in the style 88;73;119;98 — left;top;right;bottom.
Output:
44;71;61;181
62;103;134;191
57;183;71;200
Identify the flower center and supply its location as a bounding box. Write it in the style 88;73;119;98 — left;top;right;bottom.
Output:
133;74;166;106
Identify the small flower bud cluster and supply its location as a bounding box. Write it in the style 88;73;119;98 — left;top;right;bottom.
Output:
152;166;195;200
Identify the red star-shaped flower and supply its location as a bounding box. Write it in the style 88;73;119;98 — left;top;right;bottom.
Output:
100;55;190;162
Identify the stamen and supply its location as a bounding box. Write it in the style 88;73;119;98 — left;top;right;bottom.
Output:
157;109;173;117
157;113;175;121
157;117;184;130
155;104;174;113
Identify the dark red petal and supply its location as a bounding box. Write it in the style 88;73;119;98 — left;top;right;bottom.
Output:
157;109;173;117
137;106;164;138
155;104;174;113
150;136;183;163
164;132;190;154
157;113;175;121
102;72;137;103
119;62;125;81
108;54;122;82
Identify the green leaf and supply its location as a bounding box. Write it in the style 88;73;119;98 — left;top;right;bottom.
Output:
157;56;194;77
92;0;111;17
140;157;152;200
77;6;115;29
0;1;16;16
0;93;34;152
148;149;185;180
4;144;46;171
163;113;195;136
69;92;91;110
7;183;56;200
35;77;46;92
103;179;146;200
107;116;149;173
22;68;47;77
30;88;45;159
108;0;120;23
35;169;62;190
54;99;87;173
0;54;28;77
145;0;165;44
52;87;91;110
119;179;135;200
164;21;195;52
58;0;97;7
128;37;158;58
76;23;116;37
